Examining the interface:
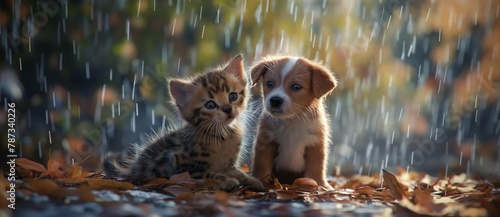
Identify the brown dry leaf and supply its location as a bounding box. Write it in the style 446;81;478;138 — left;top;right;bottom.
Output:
276;190;299;200
76;184;96;202
47;158;65;178
273;178;283;190
165;185;192;196
341;180;362;189
16;158;47;173
0;174;10;190
86;179;134;190
17;167;35;178
55;178;89;185
354;186;374;200
195;178;219;189
0;174;9;207
213;191;230;205
63;165;83;178
143;178;174;188
382;169;409;200
412;187;446;214
26;179;67;199
169;172;191;183
290;178;318;192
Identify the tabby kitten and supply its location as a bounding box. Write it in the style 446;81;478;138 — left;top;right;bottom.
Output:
103;56;263;191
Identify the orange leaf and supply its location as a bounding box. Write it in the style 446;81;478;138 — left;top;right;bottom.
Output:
142;178;174;190
382;169;408;200
165;185;192;196
16;158;47;173
47;158;64;178
86;179;134;190
0;174;8;207
276;190;299;200
26;179;67;199
76;184;96;202
55;178;89;185
291;178;318;192
145;178;173;186
169;172;191;183
273;178;283;190
63;165;83;178
0;174;10;190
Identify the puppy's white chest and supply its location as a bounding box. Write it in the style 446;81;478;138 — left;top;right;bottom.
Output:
273;120;321;172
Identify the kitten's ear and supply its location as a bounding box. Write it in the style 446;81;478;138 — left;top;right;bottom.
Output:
224;55;245;84
169;79;193;108
249;60;270;86
308;60;338;98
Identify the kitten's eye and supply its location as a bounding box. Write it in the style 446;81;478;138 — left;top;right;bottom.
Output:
204;101;217;110
291;84;302;91
228;92;238;102
266;81;274;88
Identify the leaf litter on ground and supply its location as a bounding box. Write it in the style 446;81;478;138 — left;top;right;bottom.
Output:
8;159;500;216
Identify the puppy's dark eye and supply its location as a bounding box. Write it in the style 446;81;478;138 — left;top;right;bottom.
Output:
228;92;238;102
291;84;302;91
266;81;274;88
205;101;217;110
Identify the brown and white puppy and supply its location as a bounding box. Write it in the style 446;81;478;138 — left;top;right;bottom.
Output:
249;55;338;189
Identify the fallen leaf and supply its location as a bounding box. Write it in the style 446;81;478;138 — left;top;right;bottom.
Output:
55;178;89;185
0;175;8;207
382;169;409;200
16;158;47;173
165;185;192;196
47;158;64;178
273;178;283;190
0;174;10;190
76;184;96;202
195;178;219;189
170;172;191;183
291;178;318;191
26;179;67;199
276;190;299;200
412;187;446;213
142;178;174;189
63;165;83;178
86;179;134;190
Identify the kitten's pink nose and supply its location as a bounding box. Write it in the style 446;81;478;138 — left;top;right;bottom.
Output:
221;104;232;114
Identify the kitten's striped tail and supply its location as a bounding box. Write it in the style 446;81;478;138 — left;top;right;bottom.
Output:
102;149;135;179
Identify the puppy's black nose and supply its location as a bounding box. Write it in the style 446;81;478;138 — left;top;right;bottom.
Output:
270;96;283;108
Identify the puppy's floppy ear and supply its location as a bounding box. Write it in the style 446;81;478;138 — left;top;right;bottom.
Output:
249;60;270;86
309;61;338;98
224;55;246;84
169;79;193;109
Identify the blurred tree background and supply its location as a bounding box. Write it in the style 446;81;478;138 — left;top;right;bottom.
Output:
0;0;499;177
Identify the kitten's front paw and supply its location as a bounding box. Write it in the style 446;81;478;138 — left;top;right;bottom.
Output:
243;176;265;190
218;177;240;191
318;180;334;191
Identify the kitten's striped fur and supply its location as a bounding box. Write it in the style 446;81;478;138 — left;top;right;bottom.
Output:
103;56;263;190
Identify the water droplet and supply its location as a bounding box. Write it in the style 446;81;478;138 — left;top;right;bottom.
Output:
85;62;90;79
152;109;155;125
131;74;137;100
126;19;130;40
137;0;142;17
101;84;106;105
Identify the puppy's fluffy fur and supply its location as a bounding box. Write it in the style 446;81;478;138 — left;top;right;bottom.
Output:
249;55;338;189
